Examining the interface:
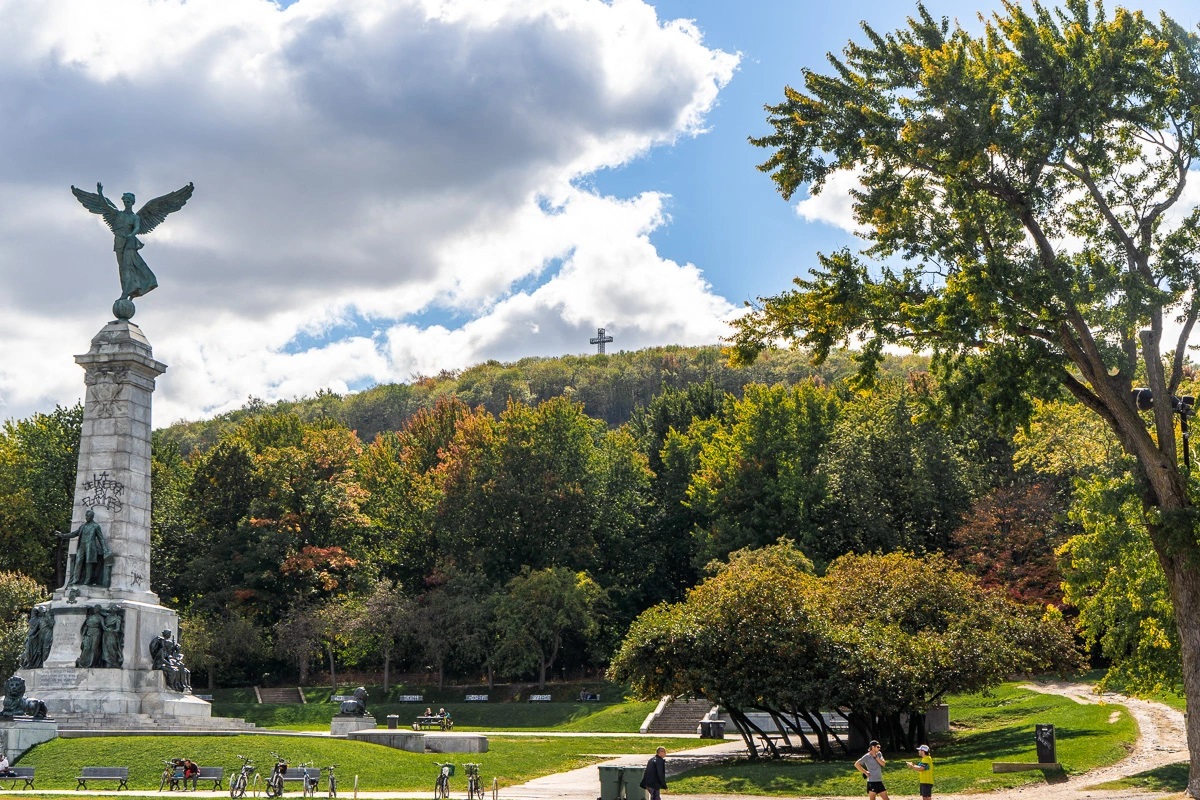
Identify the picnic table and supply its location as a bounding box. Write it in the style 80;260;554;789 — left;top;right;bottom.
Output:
755;733;797;753
413;715;452;730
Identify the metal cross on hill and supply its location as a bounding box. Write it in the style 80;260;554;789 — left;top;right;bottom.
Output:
589;327;614;354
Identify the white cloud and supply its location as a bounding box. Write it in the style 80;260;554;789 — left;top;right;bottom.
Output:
794;168;865;234
0;0;739;422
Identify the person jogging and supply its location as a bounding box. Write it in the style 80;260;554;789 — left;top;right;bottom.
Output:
854;740;889;800
906;744;934;798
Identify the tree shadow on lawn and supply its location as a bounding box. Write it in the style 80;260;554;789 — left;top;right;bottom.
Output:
1087;762;1187;793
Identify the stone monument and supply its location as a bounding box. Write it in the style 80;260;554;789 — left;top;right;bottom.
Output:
15;182;208;724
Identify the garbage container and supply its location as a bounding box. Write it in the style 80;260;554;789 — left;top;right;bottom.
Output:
1035;724;1057;764
704;720;726;739
598;765;622;800
621;766;647;800
387;714;399;729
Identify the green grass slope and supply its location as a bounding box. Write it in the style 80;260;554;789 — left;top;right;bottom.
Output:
672;683;1137;797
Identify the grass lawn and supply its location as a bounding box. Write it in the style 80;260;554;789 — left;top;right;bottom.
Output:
12;734;655;792
1088;761;1188;793
212;699;657;732
671;682;1137;797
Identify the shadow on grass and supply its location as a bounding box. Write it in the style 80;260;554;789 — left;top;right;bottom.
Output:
1087;761;1188;793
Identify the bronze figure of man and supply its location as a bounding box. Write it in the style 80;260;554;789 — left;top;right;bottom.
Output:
56;509;112;587
71;181;194;300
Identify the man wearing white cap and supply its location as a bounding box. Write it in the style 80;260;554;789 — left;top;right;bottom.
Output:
905;744;934;798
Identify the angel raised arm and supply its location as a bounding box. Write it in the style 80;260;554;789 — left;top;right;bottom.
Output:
71;181;194;316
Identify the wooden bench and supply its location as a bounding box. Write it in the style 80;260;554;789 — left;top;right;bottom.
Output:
76;767;129;790
993;762;1062;772
528;694;552;702
281;766;321;788
465;694;488;702
194;766;224;790
329;694;355;703
395;694;424;702
2;767;34;790
413;715;451;730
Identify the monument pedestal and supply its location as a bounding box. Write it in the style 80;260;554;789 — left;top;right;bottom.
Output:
17;320;210;725
0;718;59;761
331;715;376;735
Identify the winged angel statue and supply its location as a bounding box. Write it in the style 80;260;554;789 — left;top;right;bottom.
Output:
71;182;194;318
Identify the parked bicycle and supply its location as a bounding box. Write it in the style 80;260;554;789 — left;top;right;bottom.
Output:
465;763;484;800
295;762;317;799
160;759;184;792
434;762;454;800
324;764;338;799
265;753;289;798
229;756;256;800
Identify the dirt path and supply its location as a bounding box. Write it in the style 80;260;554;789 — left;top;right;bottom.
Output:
946;680;1188;800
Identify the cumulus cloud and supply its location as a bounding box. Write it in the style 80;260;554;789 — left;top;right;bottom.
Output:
0;0;738;422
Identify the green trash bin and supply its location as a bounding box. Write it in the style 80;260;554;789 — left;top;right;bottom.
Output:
598;765;622;800
621;766;648;800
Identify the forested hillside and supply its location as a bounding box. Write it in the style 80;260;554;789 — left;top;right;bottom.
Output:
0;345;1181;697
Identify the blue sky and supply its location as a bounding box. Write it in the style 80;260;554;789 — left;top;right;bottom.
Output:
594;0;1200;306
0;0;1196;423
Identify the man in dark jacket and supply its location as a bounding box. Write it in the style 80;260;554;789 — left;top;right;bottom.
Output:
639;747;667;800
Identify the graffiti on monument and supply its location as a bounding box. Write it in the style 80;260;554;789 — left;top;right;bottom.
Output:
81;471;124;515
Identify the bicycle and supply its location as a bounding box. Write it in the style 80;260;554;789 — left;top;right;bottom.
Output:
265;753;289;799
434;762;454;800
323;764;338;799
230;756;256;800
464;763;484;800
160;759;184;792
297;762;318;799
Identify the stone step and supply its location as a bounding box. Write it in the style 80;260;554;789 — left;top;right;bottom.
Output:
59;713;259;732
647;698;712;734
256;687;305;704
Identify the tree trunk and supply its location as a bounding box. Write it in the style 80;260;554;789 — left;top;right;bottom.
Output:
327;643;337;695
538;655;547;690
1152;521;1200;797
383;645;391;693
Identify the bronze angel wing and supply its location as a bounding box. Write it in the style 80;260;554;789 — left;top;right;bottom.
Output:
136;182;194;235
70;185;120;233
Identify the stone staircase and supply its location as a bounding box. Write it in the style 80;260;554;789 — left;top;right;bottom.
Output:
646;697;714;734
58;712;259;733
256;686;306;703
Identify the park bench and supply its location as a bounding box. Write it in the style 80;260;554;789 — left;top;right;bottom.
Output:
528;694;552;702
465;694;488;702
395;694;424;702
194;766;224;790
578;692;601;701
76;767;129;790
413;715;451;730
281;766;321;788
2;767;35;789
329;694;355;703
